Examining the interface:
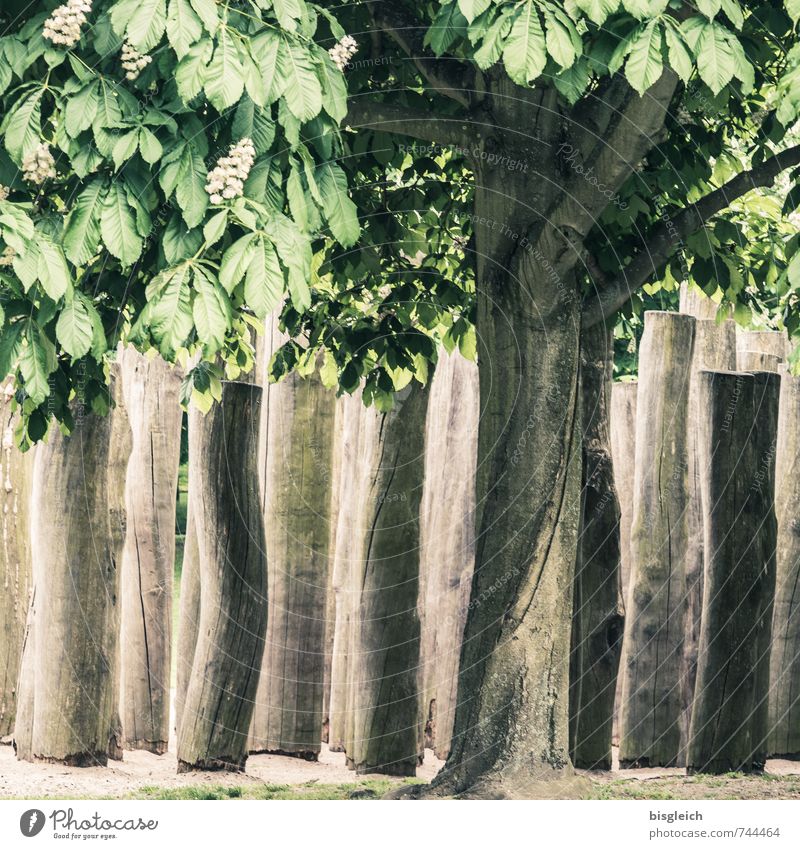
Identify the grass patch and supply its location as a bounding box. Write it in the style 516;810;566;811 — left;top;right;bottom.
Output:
129;779;418;800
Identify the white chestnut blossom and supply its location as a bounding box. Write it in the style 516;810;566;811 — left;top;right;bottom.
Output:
328;35;358;72
43;0;92;47
0;185;9;201
0;246;15;267
121;41;152;81
205;138;256;204
22;144;57;184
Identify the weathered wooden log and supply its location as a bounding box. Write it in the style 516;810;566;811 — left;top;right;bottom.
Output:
327;393;365;754
18;388;131;765
687;370;779;774
768;366;800;758
177;382;267;772
679;283;727;321
678;318;737;763
569;324;624;770
610;379;637;748
250;319;336;759
118;349;183;754
0;380;33;741
737;351;781;373
418;351;478;760
349;382;429;776
736;329;790;362
174;503;200;737
618;311;695;768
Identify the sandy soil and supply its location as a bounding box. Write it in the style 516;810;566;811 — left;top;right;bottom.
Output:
0;742;444;799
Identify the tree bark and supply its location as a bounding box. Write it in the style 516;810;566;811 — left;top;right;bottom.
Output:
678;317;736;764
17;389;131;765
0;380;33;741
618;311;696;768
349;382;429;775
177;383;267;772
568;323;623;770
768;366;800;758
118;349;183;754
250;321;337;759
687;370;779;774
418;351;478;760
610;380;637;748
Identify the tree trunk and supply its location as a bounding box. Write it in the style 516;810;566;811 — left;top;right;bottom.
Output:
177;383;267;772
250;321;336;759
17;389;131;765
618;311;695;768
0;380;33;741
174;503;200;737
737;351;781;372
687;370;779;774
418;351;478;760
349;382;429;775
569;323;624;770
610;380;637;748
678;317;736;763
118;349;183;754
768;366;800;758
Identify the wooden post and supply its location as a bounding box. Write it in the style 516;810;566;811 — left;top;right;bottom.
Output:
0;380;32;741
177;383;267;772
618;311;695;768
250;321;336;759
738;351;781;373
118;349;183;754
569;324;624;770
736;329;790;362
687;370;779;774
678;318;736;763
768;366;800;758
174;504;200;737
418;351;478;760
679;283;727;321
18;387;131;765
349;382;429;776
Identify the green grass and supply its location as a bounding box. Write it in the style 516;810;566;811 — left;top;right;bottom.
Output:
127;779;417;800
589;773;800;800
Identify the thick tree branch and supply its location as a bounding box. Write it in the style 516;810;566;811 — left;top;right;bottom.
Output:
582;143;800;328
372;3;473;108
345;97;476;148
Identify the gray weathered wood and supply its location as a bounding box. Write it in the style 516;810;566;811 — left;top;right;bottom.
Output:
619;311;695;768
18;390;131;765
679;318;737;763
250;320;336;759
418;351;478;760
736;329;790;362
687;370;779;774
0;380;32;740
177;383;267;772
174;503;200;738
118;349;183;754
768;366;800;758
569;324;624;770
679;283;726;321
738;351;781;373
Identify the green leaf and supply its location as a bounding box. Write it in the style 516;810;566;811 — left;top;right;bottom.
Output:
232;97;276;155
317;54;348;123
19;323;52;405
175;38;212;102
112;130;140;169
36;238;70;300
65;81;100;138
553;57;591;103
192;266;231;352
163;213;201;263
474;14;513;70
503;2;547;85
176;145;208;229
696;0;722;18
150;266;193;353
665;24;693;83
458;0;491;24
244;238;284;318
203;210;227;246
125;0;167;52
720;0;744;28
250;30;285;105
273;0;304;31
205;31;244;111
166;0;202;58
56;292;95;359
219;233;257;293
572;0;618;26
63;177;106;266
427;2;467;56
189;0;219;34
279;39;322;122
625;21;664;95
138;127;163;164
542;6;578;69
4;90;42;164
93;80;124;131
0;323;23;381
317;163;360;248
696;21;735;95
101;182;142;266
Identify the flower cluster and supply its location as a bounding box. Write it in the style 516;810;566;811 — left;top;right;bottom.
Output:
0;247;15;267
0;186;9;201
328;35;358;72
121;41;152;81
205;138;256;204
22;144;57;184
43;0;92;47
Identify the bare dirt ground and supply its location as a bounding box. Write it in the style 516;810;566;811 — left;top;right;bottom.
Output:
0;742;443;799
